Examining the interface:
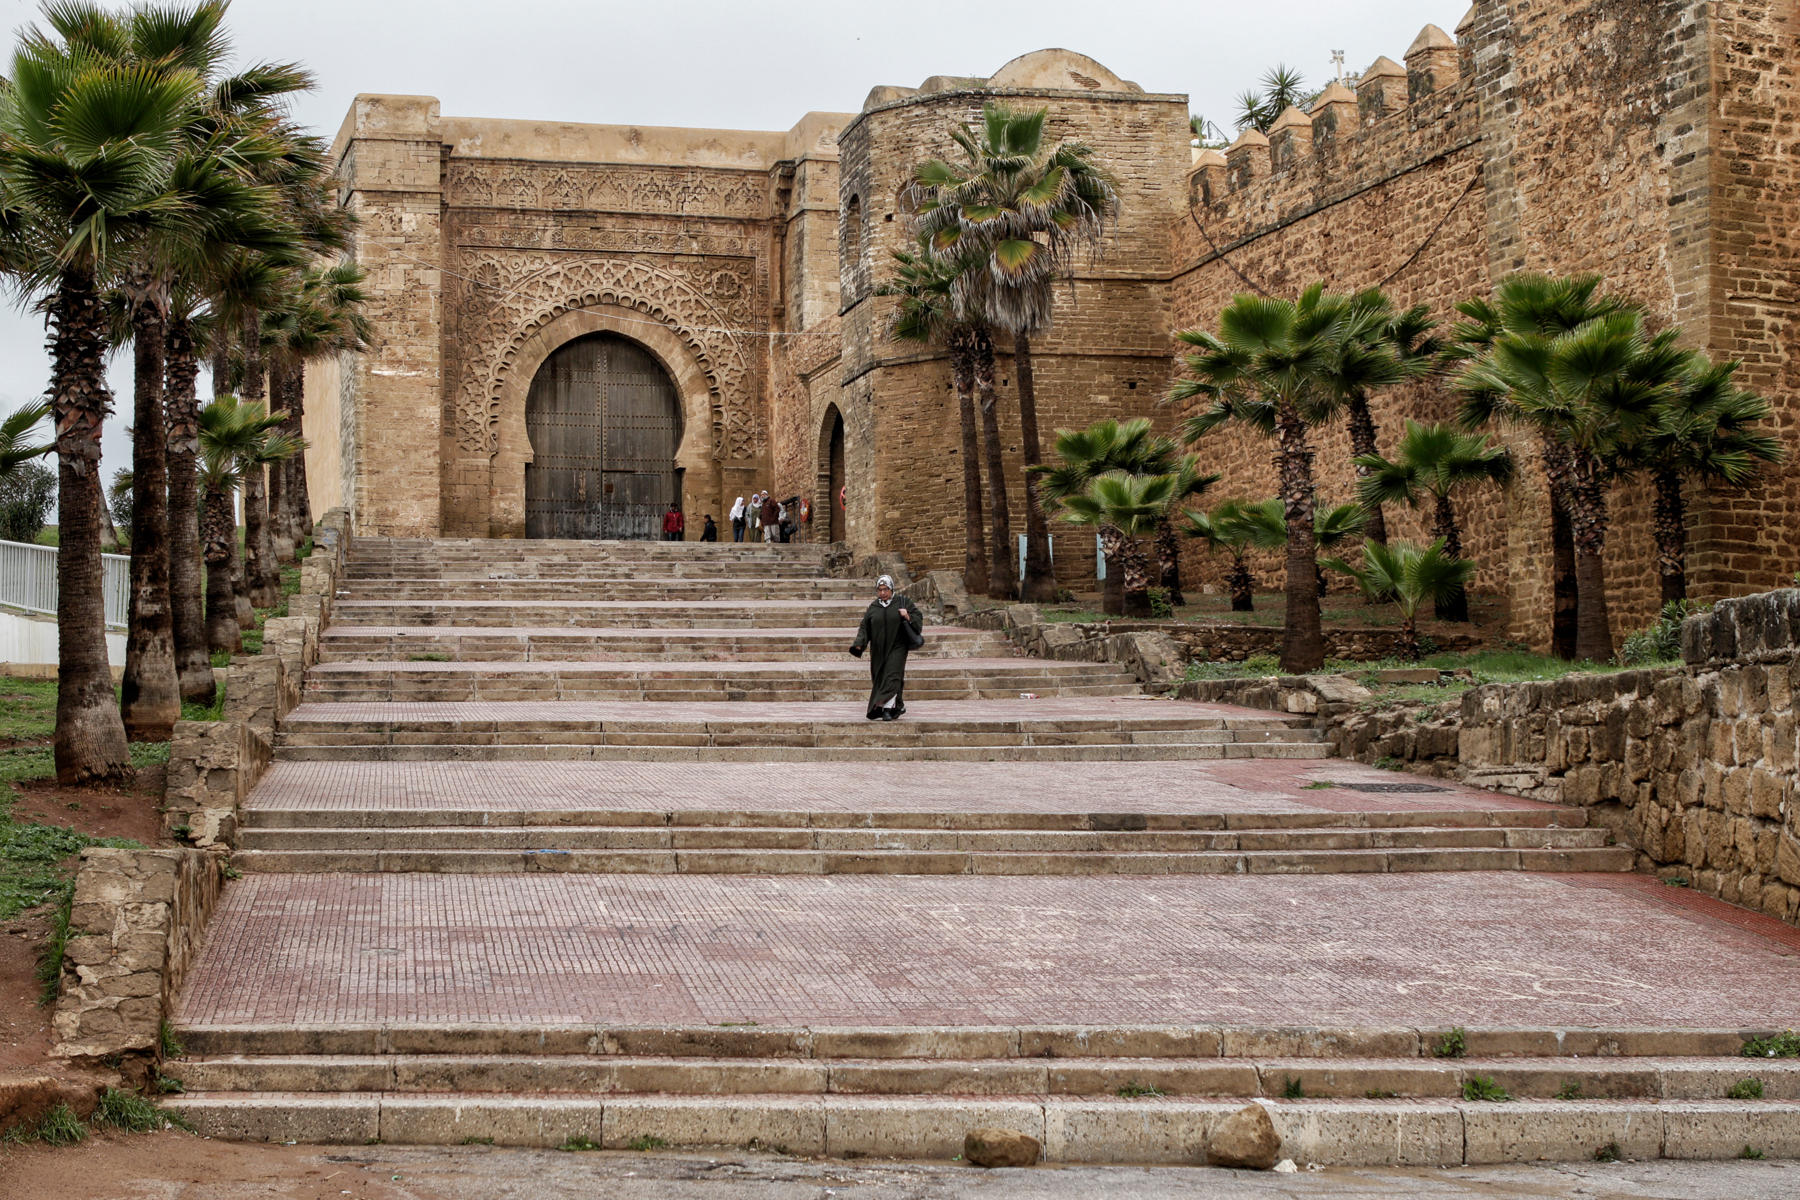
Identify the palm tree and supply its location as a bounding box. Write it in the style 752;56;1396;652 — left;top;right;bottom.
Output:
1171;286;1367;672
1323;290;1438;546
1454;284;1677;661
911;103;1120;602
268;259;367;553
878;240;989;596
1354;420;1512;621
1052;470;1178;617
1325;539;1477;660
1235;65;1318;133
1630;357;1784;605
0;27;208;781
198;394;295;654
1182;498;1262;612
1237;496;1365;598
1448;274;1631;659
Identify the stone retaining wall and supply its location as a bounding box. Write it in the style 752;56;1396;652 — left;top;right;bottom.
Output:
1182;590;1800;926
51;848;227;1059
1112;621;1480;664
161;508;351;847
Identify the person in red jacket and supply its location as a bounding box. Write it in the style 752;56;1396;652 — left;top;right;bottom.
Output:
661;503;684;541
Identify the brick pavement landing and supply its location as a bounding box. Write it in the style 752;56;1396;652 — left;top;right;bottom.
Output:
175;872;1800;1030
243;759;1552;817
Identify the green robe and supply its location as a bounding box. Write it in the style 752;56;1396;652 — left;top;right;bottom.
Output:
851;596;923;718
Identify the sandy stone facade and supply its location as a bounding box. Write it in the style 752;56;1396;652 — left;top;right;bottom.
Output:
310;1;1800;643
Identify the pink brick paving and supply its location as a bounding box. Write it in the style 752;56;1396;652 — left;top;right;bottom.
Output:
245;759;1549;816
176;872;1800;1029
280;697;1269;724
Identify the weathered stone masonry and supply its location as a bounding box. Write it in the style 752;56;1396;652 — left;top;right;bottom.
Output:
312;3;1800;638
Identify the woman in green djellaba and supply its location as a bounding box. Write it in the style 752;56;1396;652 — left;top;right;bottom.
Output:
849;574;924;720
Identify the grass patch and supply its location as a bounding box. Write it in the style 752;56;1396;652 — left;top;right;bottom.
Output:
1280;1076;1305;1099
1461;1075;1512;1102
1116;1082;1164;1098
1555;1081;1583;1101
180;689;225;723
160;1020;184;1059
558;1135;602;1152
1727;1077;1764;1100
460;1136;494;1145
1302;781;1335;790
3;1103;86;1145
1742;1031;1800;1059
1742;1145;1766;1160
1433;1027;1467;1059
626;1135;668;1151
93;1088;165;1133
1364;1089;1398;1099
1182;654;1280;682
407;653;449;662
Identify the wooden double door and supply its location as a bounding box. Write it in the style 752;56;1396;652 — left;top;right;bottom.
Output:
525;333;682;540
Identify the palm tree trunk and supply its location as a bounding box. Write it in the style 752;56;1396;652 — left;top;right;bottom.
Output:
1227;556;1255;612
164;317;214;704
1102;563;1123;616
203;488;241;654
1653;467;1687;606
1540;438;1579;660
1565;450;1613;662
970;328;1015;597
1400;613;1419;661
122;295;180;740
211;330;232;400
244;464;279;609
287;359;313;545
1118;533;1152;618
1346;395;1388;546
1154;518;1184;607
233;531;254;631
1276;406;1324;673
1013;332;1057;602
47;265;130;784
267;356;296;564
949;332;988;597
1430;492;1470;623
240;309;265;405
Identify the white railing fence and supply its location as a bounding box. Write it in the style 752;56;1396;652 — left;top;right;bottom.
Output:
0;539;130;629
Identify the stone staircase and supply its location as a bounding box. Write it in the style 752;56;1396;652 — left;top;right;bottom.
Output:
163;537;1800;1164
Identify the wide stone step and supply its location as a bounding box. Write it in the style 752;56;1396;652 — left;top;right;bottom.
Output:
338;579;869;601
271;742;1320;762
230;844;1632;875
299;659;1142;702
234;824;1609;853
317;626;1007;662
332;599;880;628
156;1090;1800;1163
166;1051;1800;1102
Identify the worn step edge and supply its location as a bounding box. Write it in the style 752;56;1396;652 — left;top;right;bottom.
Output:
157;1093;1800;1164
167;1053;1800;1102
169;1023;1765;1061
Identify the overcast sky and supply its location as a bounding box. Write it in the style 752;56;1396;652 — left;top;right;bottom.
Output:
0;0;1457;474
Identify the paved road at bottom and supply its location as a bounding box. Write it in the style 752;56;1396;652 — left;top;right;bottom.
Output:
3;1137;1795;1199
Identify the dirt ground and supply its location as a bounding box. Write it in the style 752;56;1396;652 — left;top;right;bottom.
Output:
1;1135;1794;1200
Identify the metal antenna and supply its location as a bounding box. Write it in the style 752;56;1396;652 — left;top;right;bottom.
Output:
1331;50;1346;80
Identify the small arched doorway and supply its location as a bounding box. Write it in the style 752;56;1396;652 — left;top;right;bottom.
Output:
818;405;846;543
525;333;682;539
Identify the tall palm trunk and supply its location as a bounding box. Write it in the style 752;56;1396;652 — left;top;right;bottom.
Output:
164;318;213;704
1652;467;1687;605
1430;492;1470;623
1013;332;1057;602
1275;404;1324;673
48;265;130;783
233;533;254;629
947;331;988;596
970;328;1015;597
268;355;297;563
1346;395;1388;545
1227;555;1255;612
121;292;180;740
202;488;241;654
1562;450;1613;662
1117;533;1152;619
285;359;313;545
1154;518;1184;607
244;462;278;609
1399;613;1420;661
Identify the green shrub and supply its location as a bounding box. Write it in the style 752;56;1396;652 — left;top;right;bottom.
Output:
1727;1077;1764;1100
1619;599;1700;666
1146;587;1173;619
1461;1075;1512;1102
1742;1030;1800;1058
1433;1027;1467;1059
93;1088;164;1133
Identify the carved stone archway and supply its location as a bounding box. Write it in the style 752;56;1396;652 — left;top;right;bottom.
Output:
489;306;719;537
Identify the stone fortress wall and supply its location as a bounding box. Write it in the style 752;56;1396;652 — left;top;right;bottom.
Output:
311;0;1800;644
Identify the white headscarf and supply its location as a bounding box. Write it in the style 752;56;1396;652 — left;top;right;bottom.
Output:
730;496;745;520
876;574;894;607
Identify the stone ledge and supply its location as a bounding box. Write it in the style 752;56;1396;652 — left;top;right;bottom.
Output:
52;847;226;1061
